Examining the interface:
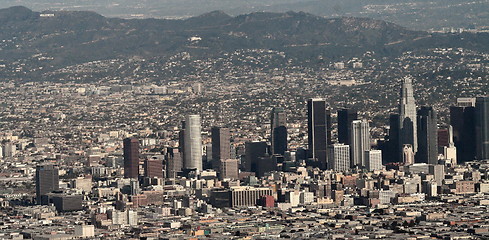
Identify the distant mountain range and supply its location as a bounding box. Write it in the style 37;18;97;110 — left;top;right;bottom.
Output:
0;6;488;81
2;0;488;30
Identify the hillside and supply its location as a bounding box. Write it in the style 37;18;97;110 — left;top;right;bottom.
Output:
2;0;488;30
0;6;488;82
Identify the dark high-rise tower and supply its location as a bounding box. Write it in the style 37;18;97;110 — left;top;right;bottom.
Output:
271;107;287;155
179;120;186;165
211;126;231;170
386;113;401;163
450;98;476;163
219;159;239;180
166;147;182;178
476;96;489;160
272;126;287;155
124;138;140;178
337;108;358;145
416;106;438;164
437;128;450;153
144;158;164;178
244;141;268;173
308;98;330;168
399;76;417;153
36;165;59;204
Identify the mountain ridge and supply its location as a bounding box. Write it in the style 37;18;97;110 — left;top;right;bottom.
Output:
2;0;487;30
0;6;487;82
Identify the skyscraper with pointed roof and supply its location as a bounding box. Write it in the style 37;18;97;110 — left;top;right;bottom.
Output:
399;76;417;153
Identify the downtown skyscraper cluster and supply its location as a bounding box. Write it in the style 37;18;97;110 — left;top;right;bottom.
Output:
114;75;489;184
306;76;489;172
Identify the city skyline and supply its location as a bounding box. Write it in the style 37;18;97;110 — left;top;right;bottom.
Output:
2;72;488;238
0;3;488;238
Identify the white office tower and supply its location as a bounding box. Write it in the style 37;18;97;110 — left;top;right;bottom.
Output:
399;76;418;153
350;120;371;168
403;144;415;165
184;115;203;171
75;225;95;238
365;150;383;171
2;142;16;158
328;144;350;172
444;126;457;165
109;209;138;226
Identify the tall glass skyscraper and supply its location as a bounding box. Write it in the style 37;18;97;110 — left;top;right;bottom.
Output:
184;115;202;171
416;106;438;164
123;138;140;179
338;108;358;145
244;141;268;173
36;165;59;204
166;147;182;179
476;97;489;160
271;107;287;155
450;98;476;163
211;126;231;170
399;76;418;153
308;98;330;168
387;113;401;163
